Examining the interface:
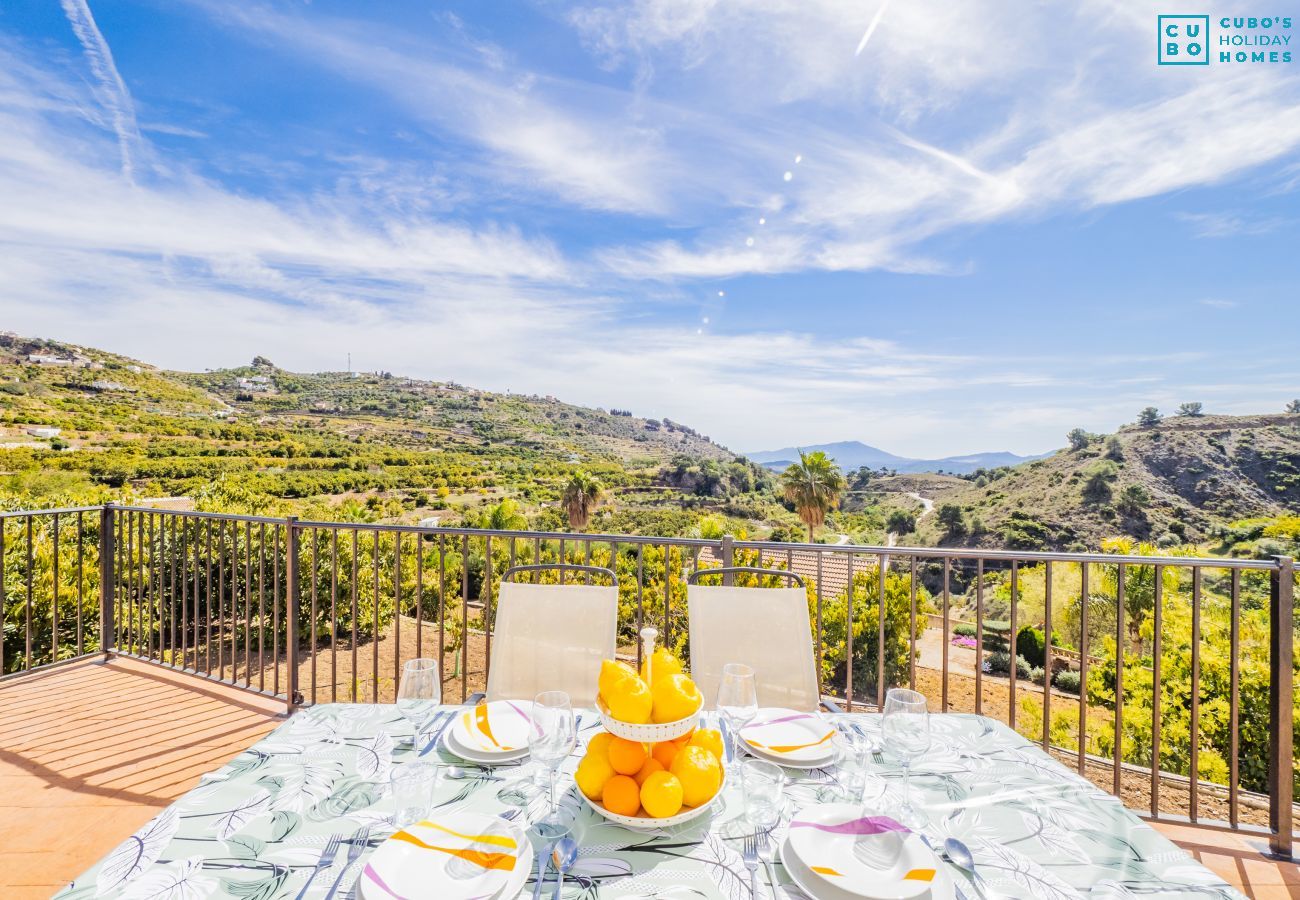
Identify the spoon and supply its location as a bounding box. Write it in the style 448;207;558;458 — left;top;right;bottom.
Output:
550;836;578;900
439;765;502;781
943;838;987;897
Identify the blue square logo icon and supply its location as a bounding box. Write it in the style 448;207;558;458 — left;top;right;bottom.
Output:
1158;15;1210;64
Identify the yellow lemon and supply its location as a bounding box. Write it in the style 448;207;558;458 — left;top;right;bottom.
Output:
688;728;725;762
640;770;684;819
605;676;653;724
602;774;642;817
651;740;679;770
640;647;684;685
607;737;648;776
651;673;702;724
575;751;614;800
585;731;615;760
670;745;722;807
598;659;639;701
633;757;664;787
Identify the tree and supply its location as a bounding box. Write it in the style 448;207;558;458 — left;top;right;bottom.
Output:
252;355;274;368
1103;435;1124;461
1287;399;1300;413
779;449;845;543
1067;428;1092;451
885;509;916;535
560;471;605;532
1137;407;1162;427
474;498;528;531
1176;402;1204;417
1116;484;1150;516
936;503;966;537
1082;460;1118;503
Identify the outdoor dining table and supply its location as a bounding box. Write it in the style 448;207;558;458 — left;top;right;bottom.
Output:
59;704;1247;900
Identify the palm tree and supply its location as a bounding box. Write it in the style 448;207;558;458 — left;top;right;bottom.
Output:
560;471;605;532
478;498;527;531
779;449;845;543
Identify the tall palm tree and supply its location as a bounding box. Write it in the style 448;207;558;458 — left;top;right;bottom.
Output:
779;449;845;543
560;471;605;532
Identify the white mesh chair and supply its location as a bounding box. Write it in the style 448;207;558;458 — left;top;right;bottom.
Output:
687;567;841;713
470;564;618;709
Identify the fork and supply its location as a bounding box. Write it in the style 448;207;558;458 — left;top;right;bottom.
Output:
758;830;779;898
294;833;343;900
742;832;760;899
324;825;371;900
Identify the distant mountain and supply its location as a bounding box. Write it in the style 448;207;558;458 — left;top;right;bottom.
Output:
746;440;1049;475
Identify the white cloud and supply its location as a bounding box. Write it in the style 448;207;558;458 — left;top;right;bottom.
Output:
59;0;140;179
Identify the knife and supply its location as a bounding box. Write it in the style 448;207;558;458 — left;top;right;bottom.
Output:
420;710;457;757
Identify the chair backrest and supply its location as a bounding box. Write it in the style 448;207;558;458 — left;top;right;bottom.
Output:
485;565;618;708
686;573;820;712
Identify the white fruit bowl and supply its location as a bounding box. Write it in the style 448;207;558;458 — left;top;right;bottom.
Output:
576;768;726;830
596;695;702;742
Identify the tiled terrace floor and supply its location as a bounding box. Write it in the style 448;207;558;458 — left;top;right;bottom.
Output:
1;658;1296;899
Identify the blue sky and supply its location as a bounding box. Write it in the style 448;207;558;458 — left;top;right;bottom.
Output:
1;1;1298;457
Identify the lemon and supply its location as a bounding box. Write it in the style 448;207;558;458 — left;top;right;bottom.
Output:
688;728;725;763
651;673;702;724
640;770;684;818
585;731;615;760
598;659;639;701
640;647;683;685
670;745;722;807
575;751;615;801
605;676;653;724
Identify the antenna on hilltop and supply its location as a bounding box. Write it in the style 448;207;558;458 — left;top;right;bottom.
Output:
347;352;352;375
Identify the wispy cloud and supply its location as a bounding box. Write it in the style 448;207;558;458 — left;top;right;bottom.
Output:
1199;298;1239;310
58;0;140;179
1177;211;1293;238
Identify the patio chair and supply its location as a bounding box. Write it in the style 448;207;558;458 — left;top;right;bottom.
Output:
686;567;842;713
467;563;618;708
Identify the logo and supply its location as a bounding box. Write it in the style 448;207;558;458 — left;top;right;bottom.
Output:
1159;15;1210;64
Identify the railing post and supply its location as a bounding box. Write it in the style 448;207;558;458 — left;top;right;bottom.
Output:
99;504;116;659
721;535;734;586
285;516;301;715
1268;555;1294;859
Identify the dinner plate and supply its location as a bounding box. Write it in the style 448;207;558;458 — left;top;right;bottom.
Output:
359;811;533;900
739;709;835;767
784;805;954;900
449;700;534;759
443;724;530;765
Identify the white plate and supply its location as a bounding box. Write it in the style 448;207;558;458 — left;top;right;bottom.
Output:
739;709;835;767
443;725;530;765
577;768;727;830
785;804;953;900
450;701;533;758
359;811;533;900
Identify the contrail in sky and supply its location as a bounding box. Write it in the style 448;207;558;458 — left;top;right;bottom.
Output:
60;0;139;180
855;0;891;56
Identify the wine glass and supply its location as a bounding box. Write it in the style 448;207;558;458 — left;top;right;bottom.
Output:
882;688;930;826
396;658;441;751
717;663;758;769
529;690;577;837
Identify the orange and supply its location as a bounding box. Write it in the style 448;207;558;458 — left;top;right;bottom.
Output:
640;647;683;685
633;757;664;787
586;731;615;760
651;740;679;770
640;770;684;818
688;728;724;762
670;745;722;807
601;774;641;817
607;737;648;776
651;673;703;724
575;752;615;800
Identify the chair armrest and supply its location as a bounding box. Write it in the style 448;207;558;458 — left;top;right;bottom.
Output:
819;698;845;714
465;692;487;705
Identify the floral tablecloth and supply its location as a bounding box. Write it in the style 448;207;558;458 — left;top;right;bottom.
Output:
58;705;1245;899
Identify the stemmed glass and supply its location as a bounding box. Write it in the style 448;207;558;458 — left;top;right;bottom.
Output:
882;688;930;826
396;658;442;751
717;663;758;769
529;690;577;837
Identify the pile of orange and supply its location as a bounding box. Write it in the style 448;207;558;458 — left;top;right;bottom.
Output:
575;728;724;819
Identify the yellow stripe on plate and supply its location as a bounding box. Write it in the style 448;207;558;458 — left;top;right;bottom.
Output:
809;865;844;877
904;869;936;882
747;729;834;755
390;831;518;871
413;820;518;850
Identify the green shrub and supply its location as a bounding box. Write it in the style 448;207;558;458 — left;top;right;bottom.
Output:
986;652;1033;679
1052;670;1081;694
1029;666;1046;686
1016;625;1046;668
953;623;977;638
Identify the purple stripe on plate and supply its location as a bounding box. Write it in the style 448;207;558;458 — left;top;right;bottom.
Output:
504;700;531;722
790;816;910;836
747;712;819;729
363;863;409;900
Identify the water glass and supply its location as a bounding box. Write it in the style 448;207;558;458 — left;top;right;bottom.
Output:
882;688;930;825
741;759;784;830
529;690;577;837
831;729;867;802
396;658;442;750
717;663;758;768
390;761;438;828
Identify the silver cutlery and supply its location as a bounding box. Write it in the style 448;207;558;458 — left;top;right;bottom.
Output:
943;837;988;898
550;836;578;899
532;840;553;900
323;826;370;900
742;831;760;899
437;764;503;781
758;830;779;897
720;719;733;764
420;710;457;756
294;833;343;900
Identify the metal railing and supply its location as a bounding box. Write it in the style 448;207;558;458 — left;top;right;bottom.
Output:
1;503;1294;857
